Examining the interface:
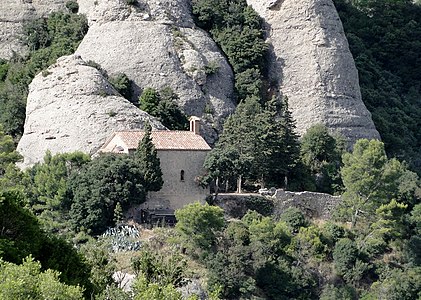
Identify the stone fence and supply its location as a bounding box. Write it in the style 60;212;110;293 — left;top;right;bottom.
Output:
272;189;341;219
214;190;341;220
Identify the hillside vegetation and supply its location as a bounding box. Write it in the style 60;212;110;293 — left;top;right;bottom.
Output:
0;1;420;299
334;0;421;174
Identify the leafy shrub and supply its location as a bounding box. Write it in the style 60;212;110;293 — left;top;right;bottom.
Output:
333;238;358;277
139;87;188;130
66;0;79;13
279;207;309;233
0;256;85;299
320;284;357;300
175;202;225;251
108;73;134;102
86;60;108;78
191;0;267;102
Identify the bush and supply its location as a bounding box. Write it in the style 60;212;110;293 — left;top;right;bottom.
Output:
66;0;79;13
109;73;133;102
175;202;225;251
139;87;188;130
333;238;358;277
320;284;357;300
279;207;308;233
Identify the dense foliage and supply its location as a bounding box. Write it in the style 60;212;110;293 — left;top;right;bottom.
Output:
334;0;421;174
0;256;84;299
191;0;268;102
135;122;163;192
300;124;345;194
203;95;301;192
139;87;189;130
0;190;93;296
0;12;88;138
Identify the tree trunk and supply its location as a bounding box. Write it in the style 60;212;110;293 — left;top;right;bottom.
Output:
261;175;265;189
215;177;220;197
237;175;242;193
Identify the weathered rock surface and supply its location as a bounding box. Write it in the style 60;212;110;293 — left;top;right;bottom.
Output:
247;0;380;144
76;0;236;143
0;0;66;59
17;55;165;168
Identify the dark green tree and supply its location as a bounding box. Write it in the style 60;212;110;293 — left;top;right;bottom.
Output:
337;139;415;227
175;202;225;252
68;153;146;234
0;124;22;176
209;96;262;192
135;122;163;192
0;190;93;294
138;87;188;130
109;73;133;102
25;151;90;234
300;124;343;194
204;95;300;192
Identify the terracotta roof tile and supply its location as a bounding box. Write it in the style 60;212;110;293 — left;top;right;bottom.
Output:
113;130;211;151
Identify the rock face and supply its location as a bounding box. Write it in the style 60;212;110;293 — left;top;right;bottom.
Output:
0;0;66;59
247;0;380;143
75;0;236;143
17;55;165;168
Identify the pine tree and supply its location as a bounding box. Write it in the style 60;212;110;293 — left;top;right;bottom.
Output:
113;202;123;225
256;96;300;188
135;122;163;192
0;123;22;176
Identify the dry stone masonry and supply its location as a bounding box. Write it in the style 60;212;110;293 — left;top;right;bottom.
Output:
215;190;341;220
246;0;380;144
272;189;341;219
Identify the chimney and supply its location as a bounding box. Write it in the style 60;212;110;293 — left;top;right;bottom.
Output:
189;116;200;135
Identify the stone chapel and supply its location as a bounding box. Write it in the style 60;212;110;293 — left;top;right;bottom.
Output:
99;117;211;211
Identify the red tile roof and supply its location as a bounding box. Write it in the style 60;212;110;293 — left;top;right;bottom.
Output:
107;130;211;151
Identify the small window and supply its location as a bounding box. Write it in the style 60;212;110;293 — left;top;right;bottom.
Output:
180;170;185;182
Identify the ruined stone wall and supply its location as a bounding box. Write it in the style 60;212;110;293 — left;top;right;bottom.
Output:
215;190;341;220
272;189;341;219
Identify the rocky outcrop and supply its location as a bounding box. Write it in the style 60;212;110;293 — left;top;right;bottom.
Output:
17;55;165;168
76;0;236;143
0;0;66;59
247;0;380;144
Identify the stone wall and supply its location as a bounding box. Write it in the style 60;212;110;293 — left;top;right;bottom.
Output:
272;189;341;219
140;150;209;210
215;190;341;220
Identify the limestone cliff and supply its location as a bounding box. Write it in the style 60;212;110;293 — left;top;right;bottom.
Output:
75;0;236;143
17;55;165;168
247;0;380;143
0;0;66;59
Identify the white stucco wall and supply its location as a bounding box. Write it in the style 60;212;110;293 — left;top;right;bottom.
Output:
141;150;210;210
